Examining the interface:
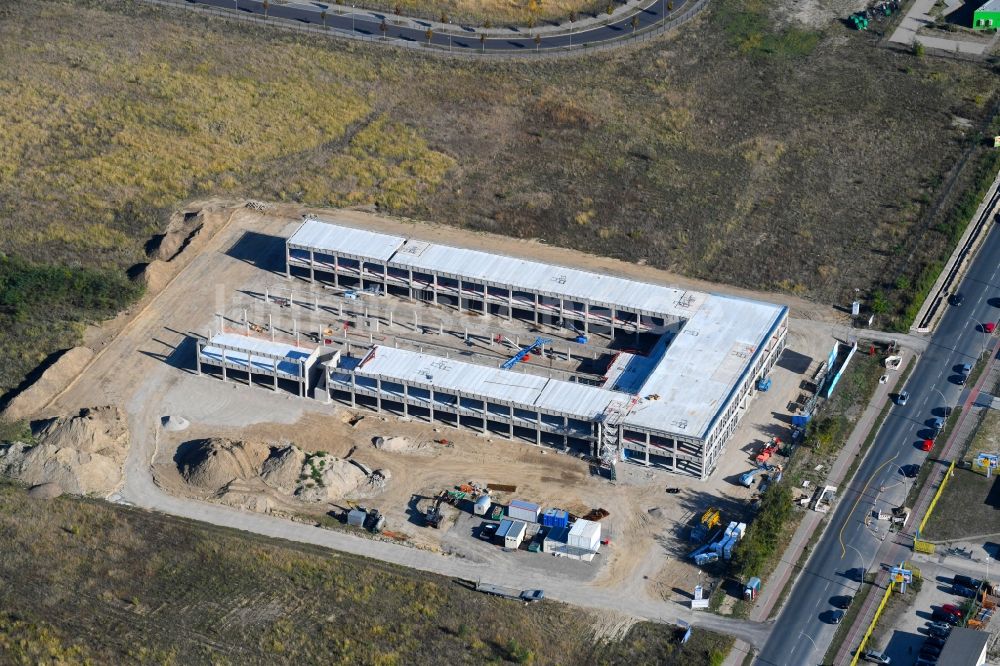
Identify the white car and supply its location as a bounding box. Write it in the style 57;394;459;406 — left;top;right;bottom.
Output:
862;650;891;664
897;390;909;406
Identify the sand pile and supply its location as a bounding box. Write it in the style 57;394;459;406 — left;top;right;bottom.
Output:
260;445;306;494
373;436;426;453
175;439;382;505
27;482;63;499
295;452;368;502
177;438;269;490
162;415;190;432
0;405;130;496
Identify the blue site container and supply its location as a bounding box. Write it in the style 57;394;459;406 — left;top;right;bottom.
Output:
542;508;569;529
575;335;588;344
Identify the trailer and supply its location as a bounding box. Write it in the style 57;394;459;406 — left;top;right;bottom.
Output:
475;581;545;603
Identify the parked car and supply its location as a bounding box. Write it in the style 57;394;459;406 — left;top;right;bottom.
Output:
830;609;845;624
927;621;952;636
903;463;921;478
953;584;977;598
915;659;937;666
897;390;910;406
931;417;945;432
926;636;946;648
920;644;942;659
931;608;959;625
960;363;973;375
949;292;965;306
862;650;891;664
954;574;983;589
921;439;934;452
941;603;964;618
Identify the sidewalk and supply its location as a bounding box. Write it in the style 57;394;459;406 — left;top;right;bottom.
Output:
722;354;910;665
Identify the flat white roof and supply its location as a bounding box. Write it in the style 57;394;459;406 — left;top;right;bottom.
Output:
623;295;786;439
287;218;405;261
390;239;704;316
348;345;621;422
201;332;316;375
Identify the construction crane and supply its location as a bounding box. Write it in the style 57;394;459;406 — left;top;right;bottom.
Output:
501;337;551;370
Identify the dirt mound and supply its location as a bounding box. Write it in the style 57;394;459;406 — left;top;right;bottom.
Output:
161;415;190;432
2;347;94;421
215;480;278;514
27;482;63;499
260;445;306;494
35;406;129;465
149;210;204;262
373;436;423;452
0;442;122;496
0;405;130;496
295;453;368;502
178;438;269;490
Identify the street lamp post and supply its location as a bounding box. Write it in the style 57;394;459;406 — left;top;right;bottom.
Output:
846;543;876;593
799;631;819;654
351;5;355;32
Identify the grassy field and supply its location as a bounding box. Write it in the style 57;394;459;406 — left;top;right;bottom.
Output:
922;410;1000;541
0;483;731;665
0;0;996;396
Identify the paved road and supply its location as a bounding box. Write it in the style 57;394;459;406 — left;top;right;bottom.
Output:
756;219;1000;665
181;0;692;52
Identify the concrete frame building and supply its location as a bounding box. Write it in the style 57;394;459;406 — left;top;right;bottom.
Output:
280;218;787;480
195;332;320;398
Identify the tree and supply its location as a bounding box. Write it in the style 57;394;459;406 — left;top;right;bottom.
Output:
479;32;486;52
262;0;269;18
320;9;328;27
606;3;614;15
667;0;673;9
440;11;449;23
871;290;889;315
394;3;401;15
379;19;388;39
425;28;433;45
569;10;577;22
534;33;541;51
631;14;638;31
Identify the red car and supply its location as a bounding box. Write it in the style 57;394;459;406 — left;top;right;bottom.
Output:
941;603;964;618
921;439;934;452
986;322;996;334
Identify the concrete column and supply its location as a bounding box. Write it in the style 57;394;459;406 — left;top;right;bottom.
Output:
221;348;227;382
533;293;539;324
334;256;340;288
432;273;439;306
403;382;409;418
583;303;590;335
535;412;542;445
408;269;414;301
672;438;678;472
508;407;514;439
285;243;291;278
645;432;650;466
429;390;435;424
350;373;357;408
563;415;569;449
457;280;463;313
272;358;278;391
195;340;202;375
298;360;305;398
507;291;513;320
309;249;315;282
482;411;487;433
376;378;382;412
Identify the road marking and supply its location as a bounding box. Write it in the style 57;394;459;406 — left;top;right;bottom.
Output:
840;454;898;559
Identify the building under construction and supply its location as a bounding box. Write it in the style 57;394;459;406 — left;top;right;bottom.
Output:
274;217;787;480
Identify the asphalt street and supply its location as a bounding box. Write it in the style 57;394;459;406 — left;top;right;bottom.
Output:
187;0;689;51
756;218;1000;665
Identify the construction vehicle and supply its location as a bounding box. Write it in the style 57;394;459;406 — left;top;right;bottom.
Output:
364;508;385;533
755;438;780;463
501;337;552;370
756;377;772;392
744;577;761;601
425;491;448;528
739;468;762;487
849;11;869;29
690;507;721;542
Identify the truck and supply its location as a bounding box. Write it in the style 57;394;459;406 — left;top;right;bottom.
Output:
474;581;545;603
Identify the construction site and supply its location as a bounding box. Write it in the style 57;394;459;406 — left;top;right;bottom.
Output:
197;217;788;482
15;201;839;612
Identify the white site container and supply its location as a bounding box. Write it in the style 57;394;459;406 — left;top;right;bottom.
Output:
507;500;541;523
505;520;527;549
567;519;601;552
474;495;492;516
